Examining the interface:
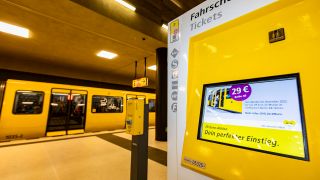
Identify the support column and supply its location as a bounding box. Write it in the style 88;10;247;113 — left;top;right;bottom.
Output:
155;47;167;141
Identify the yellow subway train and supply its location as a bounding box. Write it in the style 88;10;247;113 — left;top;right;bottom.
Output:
207;88;242;113
0;79;156;141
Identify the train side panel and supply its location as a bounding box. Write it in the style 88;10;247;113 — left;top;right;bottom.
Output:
220;88;242;113
0;80;51;140
85;88;127;132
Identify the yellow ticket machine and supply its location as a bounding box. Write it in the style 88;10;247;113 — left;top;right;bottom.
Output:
126;97;145;135
126;95;148;180
176;0;320;179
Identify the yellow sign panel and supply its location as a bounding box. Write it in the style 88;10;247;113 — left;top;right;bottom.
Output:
170;19;179;43
201;123;305;158
132;77;148;88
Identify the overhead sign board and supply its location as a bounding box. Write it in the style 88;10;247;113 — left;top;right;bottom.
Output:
132;77;148;88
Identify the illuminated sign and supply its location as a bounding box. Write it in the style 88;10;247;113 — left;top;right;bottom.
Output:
170;19;179;43
132;77;148;88
198;74;308;160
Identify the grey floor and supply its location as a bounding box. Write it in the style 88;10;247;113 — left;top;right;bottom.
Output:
0;128;167;180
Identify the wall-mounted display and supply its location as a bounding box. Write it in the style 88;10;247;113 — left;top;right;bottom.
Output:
198;74;308;160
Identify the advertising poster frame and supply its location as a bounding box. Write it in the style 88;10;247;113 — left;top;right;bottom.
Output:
197;73;309;161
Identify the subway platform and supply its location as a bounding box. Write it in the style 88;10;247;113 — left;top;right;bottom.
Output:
0;128;166;180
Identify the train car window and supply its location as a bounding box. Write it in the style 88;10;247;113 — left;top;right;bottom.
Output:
13;91;44;114
0;81;6;115
148;99;156;112
92;95;123;113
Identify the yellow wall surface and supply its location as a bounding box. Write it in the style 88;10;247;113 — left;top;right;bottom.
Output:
182;0;320;179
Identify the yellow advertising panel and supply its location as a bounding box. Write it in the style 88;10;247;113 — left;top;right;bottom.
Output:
198;74;307;159
201;123;304;157
180;0;320;179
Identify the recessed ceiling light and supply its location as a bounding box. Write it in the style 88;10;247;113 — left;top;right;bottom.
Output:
162;24;168;31
97;50;118;59
0;21;30;38
147;65;157;71
115;0;136;11
170;0;183;9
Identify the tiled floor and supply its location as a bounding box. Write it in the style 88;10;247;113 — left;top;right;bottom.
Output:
0;128;167;180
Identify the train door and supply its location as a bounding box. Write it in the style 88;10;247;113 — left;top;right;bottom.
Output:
215;90;221;108
207;94;212;106
0;81;6;115
46;89;87;136
220;89;225;108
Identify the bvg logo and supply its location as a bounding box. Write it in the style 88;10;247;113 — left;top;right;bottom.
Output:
170;19;179;43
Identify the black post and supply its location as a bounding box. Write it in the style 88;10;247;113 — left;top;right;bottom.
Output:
155;47;167;141
135;61;137;79
130;104;149;180
144;57;147;77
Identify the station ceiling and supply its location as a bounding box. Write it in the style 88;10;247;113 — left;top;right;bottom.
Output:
0;0;203;89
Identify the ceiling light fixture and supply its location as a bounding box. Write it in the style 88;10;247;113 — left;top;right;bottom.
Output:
97;50;118;59
162;24;168;30
170;0;183;9
115;0;136;11
147;65;157;71
0;21;30;38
